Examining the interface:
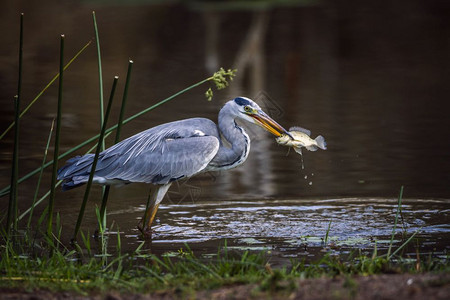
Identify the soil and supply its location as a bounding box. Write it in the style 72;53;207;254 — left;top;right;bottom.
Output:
0;273;449;300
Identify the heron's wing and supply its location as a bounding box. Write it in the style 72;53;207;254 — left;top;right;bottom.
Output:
92;126;220;185
57;118;221;187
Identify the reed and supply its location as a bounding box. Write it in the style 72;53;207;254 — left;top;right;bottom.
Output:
27;119;55;228
6;13;24;236
92;11;105;151
73;77;119;241
47;34;65;238
116;60;133;142
92;10;107;231
99;60;134;226
7;97;20;234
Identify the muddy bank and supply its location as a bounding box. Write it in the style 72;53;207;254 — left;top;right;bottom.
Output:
1;272;448;300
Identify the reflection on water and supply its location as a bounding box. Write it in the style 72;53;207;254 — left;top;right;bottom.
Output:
0;1;449;259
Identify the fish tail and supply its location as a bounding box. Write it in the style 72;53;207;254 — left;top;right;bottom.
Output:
314;135;327;150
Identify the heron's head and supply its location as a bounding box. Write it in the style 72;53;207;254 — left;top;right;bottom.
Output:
229;97;291;137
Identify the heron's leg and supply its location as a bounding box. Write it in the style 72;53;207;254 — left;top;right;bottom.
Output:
138;183;171;238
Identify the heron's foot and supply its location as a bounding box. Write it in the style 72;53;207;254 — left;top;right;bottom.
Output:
137;222;153;239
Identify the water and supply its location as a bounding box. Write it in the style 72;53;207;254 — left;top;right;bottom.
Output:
83;196;449;264
0;1;449;260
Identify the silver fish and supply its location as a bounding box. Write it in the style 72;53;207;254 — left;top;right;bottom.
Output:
276;126;327;155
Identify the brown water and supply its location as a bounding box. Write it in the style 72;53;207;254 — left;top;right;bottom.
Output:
105;197;450;262
0;1;449;259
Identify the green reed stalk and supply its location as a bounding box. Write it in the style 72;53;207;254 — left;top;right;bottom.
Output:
73;76;118;241
115;60;133;142
99;60;134;224
0;68;235;197
47;35;65;237
6;13;24;235
28;119;55;228
387;185;404;259
324;220;332;247
92;11;107;229
0;40;91;141
7;97;20;234
92;11;105;151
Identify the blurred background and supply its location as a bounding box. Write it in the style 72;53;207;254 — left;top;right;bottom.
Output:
1;0;449;218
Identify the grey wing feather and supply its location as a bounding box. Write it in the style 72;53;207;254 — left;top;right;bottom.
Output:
58;118;221;188
98;135;219;184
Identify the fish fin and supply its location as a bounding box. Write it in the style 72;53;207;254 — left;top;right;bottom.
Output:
305;145;319;151
289;126;311;136
294;147;303;155
314;135;327;150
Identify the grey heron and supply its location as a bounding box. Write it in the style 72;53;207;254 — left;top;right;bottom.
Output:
57;97;290;237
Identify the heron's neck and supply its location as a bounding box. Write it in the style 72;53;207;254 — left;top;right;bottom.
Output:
209;109;250;170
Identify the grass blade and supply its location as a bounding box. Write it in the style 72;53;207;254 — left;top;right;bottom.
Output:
324;220;332;247
387;186;404;259
73;76;119;241
0;40;91;141
6;13;24;235
388;229;420;260
47;34;65;238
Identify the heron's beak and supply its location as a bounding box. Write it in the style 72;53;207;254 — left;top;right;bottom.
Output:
251;110;292;138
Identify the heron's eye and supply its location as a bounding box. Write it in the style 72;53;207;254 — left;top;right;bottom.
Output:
244;106;251;113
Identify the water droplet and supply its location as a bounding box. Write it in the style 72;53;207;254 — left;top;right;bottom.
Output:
309;181;312;185
304;175;308;179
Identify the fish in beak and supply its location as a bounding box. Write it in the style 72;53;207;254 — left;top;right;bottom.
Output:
250;110;293;138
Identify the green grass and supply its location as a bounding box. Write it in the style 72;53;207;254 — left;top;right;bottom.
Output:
1;192;449;297
1;186;448;296
0;231;448;297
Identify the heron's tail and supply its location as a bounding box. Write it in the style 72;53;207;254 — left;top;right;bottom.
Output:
57;154;95;191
